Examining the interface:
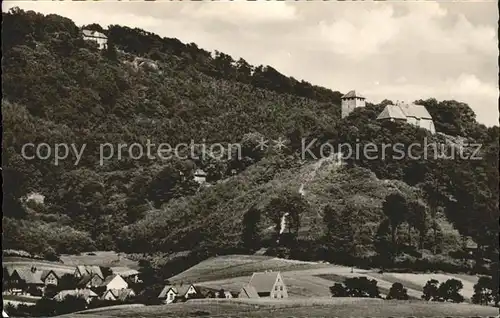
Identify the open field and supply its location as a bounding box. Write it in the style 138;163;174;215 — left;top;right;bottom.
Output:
59;251;139;269
59;298;499;317
170;255;480;301
3;251;139;273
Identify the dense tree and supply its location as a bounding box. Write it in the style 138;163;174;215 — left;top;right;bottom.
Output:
386;282;409;300
382;193;409;250
241;206;262;251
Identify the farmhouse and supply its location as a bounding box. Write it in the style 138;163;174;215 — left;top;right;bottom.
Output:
101;288;136;301
77;273;104;289
100;274;128;291
341;90;366;118
158;285;177;304
53;289;98;304
110;267;140;283
81;29;108;50
377;102;436;133
194;169;207;185
157;283;199;303
247;271;288;299
74;265;104;280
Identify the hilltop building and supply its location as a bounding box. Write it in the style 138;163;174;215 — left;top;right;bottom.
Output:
194;169;207;185
377;101;436;133
158;283;199;304
341;90;366;118
82;29;108;50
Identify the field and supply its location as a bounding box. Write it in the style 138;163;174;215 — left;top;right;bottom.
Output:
168;255;480;300
3;251;139;274
60;298;499;317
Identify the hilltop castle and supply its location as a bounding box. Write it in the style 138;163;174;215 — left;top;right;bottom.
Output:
341;90;366;118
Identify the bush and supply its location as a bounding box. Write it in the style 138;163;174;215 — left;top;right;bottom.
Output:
330;277;381;298
422;279;440;301
472;276;494;305
386;282;409;300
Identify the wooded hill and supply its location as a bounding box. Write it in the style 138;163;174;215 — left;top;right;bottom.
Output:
2;9;498;285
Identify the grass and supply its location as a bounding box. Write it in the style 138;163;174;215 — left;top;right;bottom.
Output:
60;298;499;317
59;251;139;269
168;255;329;284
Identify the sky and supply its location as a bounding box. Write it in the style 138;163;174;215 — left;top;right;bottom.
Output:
3;1;499;126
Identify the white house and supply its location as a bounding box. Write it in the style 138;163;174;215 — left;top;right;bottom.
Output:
158;285;177;304
193;169;207;185
100;274;128;291
82;29;108;50
53;289;98;304
377;102;436;133
157;284;198;304
341;90;366;118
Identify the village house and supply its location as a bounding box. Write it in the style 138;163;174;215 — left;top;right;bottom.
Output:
158;285;177;304
77;272;104;289
377;101;436;133
110;267;141;283
6;267;66;295
101;288;136;301
246;271;288;299
100;274;128;291
74;265;104;280
53;289;98;304
157;283;199;303
341;90;366;118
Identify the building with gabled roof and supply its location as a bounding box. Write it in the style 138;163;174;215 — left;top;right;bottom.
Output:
100;274;128;291
247;271;288;299
377;102;435;133
53;289;98;304
81;29;107;50
77;273;104;289
101;288;136;301
341;90;366;119
238;284;259;299
74;265;104;280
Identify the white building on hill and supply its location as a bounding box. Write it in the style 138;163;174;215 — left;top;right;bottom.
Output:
82;29;108;50
377;101;436;133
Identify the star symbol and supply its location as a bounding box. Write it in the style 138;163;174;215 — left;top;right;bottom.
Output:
273;137;288;151
254;137;269;151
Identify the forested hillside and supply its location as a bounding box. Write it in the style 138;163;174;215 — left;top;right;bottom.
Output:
2;8;498;286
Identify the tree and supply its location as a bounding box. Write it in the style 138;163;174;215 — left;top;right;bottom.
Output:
266;190;308;243
422;279;439;301
407;199;428;250
217;289;226;298
343;277;381;298
472;276;494;305
437;279;464;303
386;282;409;300
382;193;409;252
241;206;261;251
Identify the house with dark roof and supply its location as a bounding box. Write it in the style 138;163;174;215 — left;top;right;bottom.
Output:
101;288;136;301
377;102;436;133
74;265;104;280
341;90;366;118
77;273;104;289
157;283;200;303
53;289;98;304
246;271;288;299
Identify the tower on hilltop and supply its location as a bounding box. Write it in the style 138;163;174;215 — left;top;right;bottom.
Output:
341;90;366;118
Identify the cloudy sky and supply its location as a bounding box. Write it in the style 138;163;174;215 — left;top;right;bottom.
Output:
3;1;498;126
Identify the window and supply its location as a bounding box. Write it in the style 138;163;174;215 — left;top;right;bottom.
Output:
280;286;283;291
275;286;278;291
